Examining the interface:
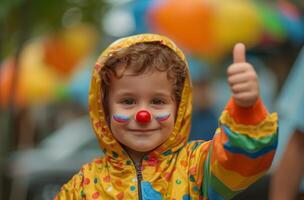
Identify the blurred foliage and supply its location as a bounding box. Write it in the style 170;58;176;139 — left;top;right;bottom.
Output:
0;0;109;158
291;0;304;10
0;0;108;60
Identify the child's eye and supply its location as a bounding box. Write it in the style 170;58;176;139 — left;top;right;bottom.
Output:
151;98;166;105
120;98;135;105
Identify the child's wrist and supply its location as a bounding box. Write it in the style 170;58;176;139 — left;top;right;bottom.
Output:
225;97;268;125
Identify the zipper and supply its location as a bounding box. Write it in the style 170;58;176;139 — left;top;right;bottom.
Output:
124;150;144;200
134;160;143;200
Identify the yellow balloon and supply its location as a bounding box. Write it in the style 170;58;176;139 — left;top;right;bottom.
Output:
62;24;99;64
213;0;263;55
19;40;60;104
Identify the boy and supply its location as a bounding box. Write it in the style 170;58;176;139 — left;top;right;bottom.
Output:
55;34;278;199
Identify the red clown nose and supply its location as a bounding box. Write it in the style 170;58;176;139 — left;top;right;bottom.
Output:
135;110;151;123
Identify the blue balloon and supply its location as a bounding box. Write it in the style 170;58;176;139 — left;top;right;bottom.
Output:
280;13;304;43
187;56;210;82
127;0;154;34
69;67;91;108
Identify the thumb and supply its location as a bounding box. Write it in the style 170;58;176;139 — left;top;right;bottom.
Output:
233;43;246;63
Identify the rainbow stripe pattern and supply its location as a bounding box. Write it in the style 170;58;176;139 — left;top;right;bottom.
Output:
201;98;278;199
113;114;131;123
155;113;171;122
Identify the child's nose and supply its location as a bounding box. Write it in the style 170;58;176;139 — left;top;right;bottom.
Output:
135;110;151;124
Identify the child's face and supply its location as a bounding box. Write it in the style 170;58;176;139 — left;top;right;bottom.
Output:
108;69;177;157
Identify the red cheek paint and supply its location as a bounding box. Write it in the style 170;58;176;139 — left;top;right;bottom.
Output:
113;114;131;123
155;113;170;122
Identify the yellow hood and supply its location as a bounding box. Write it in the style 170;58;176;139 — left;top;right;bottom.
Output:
57;34;278;200
88;34;192;161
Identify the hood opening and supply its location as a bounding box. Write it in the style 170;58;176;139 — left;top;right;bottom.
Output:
89;34;193;161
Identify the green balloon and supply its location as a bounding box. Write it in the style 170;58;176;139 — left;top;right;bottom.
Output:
255;1;286;40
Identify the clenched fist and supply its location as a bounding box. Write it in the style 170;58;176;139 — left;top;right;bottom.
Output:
227;43;259;107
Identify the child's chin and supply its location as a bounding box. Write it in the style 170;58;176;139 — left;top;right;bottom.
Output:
131;146;156;153
128;143;160;153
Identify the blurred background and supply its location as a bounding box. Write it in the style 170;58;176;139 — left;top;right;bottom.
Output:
0;0;304;199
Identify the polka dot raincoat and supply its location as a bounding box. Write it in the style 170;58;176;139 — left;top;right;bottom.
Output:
55;34;278;200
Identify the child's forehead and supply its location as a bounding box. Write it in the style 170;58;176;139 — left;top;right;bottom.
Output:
109;69;175;96
114;65;171;79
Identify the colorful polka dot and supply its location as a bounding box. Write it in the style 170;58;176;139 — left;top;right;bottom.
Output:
103;175;111;183
180;160;188;168
183;194;192;200
112;151;119;158
95;122;101;129
83;178;90;185
95;159;102;164
126;160;132;165
115;179;123;187
80;190;86;197
106;186;113;192
116;192;124;200
190;175;195;182
193;186;199;192
156;167;163;173
165;172;172;181
92;191;100;199
162;149;172;156
94;178;99;184
189;167;196;175
130;186;136;191
176;179;182;184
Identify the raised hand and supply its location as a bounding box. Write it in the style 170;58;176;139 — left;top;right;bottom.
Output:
227;43;259;107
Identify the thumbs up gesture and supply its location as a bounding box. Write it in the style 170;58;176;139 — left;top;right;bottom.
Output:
227;43;259;107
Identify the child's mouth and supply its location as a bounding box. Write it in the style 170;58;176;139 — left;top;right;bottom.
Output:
128;128;160;134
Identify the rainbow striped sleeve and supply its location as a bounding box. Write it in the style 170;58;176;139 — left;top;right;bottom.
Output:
202;98;278;199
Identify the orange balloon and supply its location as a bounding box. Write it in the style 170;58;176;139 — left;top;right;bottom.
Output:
43;36;77;77
148;0;215;54
0;58;26;108
43;24;99;77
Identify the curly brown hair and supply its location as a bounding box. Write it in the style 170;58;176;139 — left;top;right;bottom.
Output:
100;41;187;116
